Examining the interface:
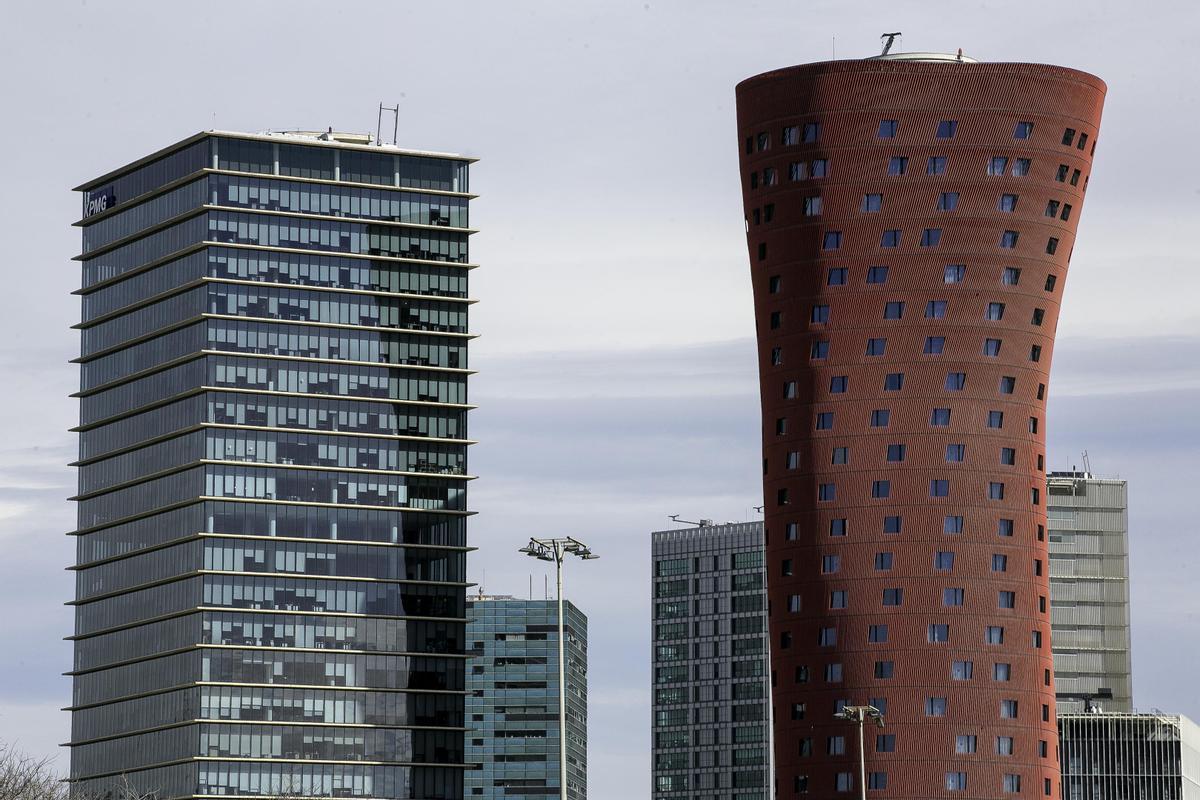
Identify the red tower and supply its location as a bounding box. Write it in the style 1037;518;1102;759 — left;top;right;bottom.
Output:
736;54;1105;798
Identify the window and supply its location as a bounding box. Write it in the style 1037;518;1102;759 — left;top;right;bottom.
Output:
926;300;948;318
872;480;891;499
984;338;1002;356
1032;308;1045;326
777;488;790;507
992;554;1008;573
795;666;810;684
1001;448;1016;466
763;167;778;186
788;594;801;612
1014;121;1034;139
786;522;798;540
780;630;793;649
811;304;830;323
987;626;1005;644
936;120;958;138
878;119;898;138
830;375;848;393
757;132;771;150
886;443;906;462
988;410;1005;428
1062;128;1076;146
764;204;774;224
1030;344;1042;362
874;661;894;679
823;231;842;250
791;702;806;720
876;734;895;752
944;264;966;283
873;553;893;570
1004;774;1022;793
818;627;837;646
927;156;947;175
884;372;904;391
935;551;955;570
1044;274;1057;292
944;515;964;534
884;301;905;319
1003;267;1021;285
757;242;767;261
1046;237;1059;255
931;408;951;426
805;196;823;216
1013;158;1031;176
745;136;753;155
867;265;889;283
830;519;847;537
943;588;964;606
937;192;959;211
994;663;1012;681
888;156;909;176
1000;230;1019;248
775;417;788;434
828;267;848;285
1061;203;1072;221
868;624;889;643
955;736;977;754
862;193;883;212
770;311;783;330
999;591;1016;609
1077;131;1089;151
784;380;798;399
830;590;848;609
789;451;802;468
881;229;901;247
836;772;854;793
1001;699;1018;718
947;775;968;793
998;518;1015;536
803;122;821;142
989;156;1009;176
924;336;946;354
790;161;807;181
1032;629;1043;648
781;125;799;145
883;516;902;534
989;482;1006;500
1000;375;1016;394
946;444;965;462
818;483;836;501
1045;199;1060;218
952;660;973;680
822;555;841;574
945;372;966;390
921;228;942;247
866;338;887;356
812;159;829;177
769;275;782;293
925;696;947;716
999;194;1018;212
782;559;794;576
827;735;846;755
931;480;950;497
882;588;903;606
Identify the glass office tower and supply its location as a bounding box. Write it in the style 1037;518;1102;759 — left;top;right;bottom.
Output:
465;596;589;800
68;131;475;799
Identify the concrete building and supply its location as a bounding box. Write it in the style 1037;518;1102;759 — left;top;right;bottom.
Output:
69;131;475;798
737;53;1107;798
651;521;770;800
1048;472;1133;713
1059;712;1200;800
466;595;588;800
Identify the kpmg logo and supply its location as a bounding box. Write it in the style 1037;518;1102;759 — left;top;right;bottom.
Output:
84;186;117;218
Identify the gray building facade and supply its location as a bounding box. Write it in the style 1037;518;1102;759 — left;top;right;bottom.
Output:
651;521;770;800
1047;472;1132;713
69;131;475;798
465;595;588;800
1060;712;1200;800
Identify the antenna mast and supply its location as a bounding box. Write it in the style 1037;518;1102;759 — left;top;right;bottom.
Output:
376;102;400;146
880;32;902;56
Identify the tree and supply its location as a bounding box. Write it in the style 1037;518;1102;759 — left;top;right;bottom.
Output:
0;741;68;800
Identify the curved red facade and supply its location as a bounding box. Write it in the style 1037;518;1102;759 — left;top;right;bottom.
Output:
737;58;1105;798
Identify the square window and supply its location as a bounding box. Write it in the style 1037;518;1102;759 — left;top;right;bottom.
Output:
944;264;966;283
999;194;1018;212
786;522;798;540
818;483;836;501
862;193;883;212
989;482;1006;500
1014;121;1034;139
884;301;905;319
925;696;947;716
763;167;778;186
994;662;1012;681
790;161;807;181
830;590;848;609
795;666;810;684
882;588;903;606
1001;448;1016;466
924;336;946;354
1000;376;1016;394
888;156;908;176
1045;200;1060;218
831;447;848;464
830;375;848;393
931;408;951;426
992;554;1009;572
936;120;958;138
875;734;895;752
886;443;906;462
822;555;841;573
872;480;891;499
788;593;801;611
1013;158;1031;176
984;338;1002;356
870;409;891;427
998;518;1015;537
757;132;771;150
987;626;1005;644
836;772;853;792
867;265;889;283
818;627;837;646
823;231;843;250
811;340;829;359
935;551;955;570
812;159;829;178
881;229;901;247
1000;230;1019;248
828;734;846;755
944;515;964;534
805;196;823;216
946;444;965;462
803;122;821;142
952;660;973;680
811;304;830;323
945;372;966;391
931;479;950;497
989;156;1009;176
769;275;782;293
792;702;807;719
785;380;798;399
1001;699;1018;718
883;516;903;534
943;587;964;605
815;412;834;430
781;125;799;145
988;410;1005;428
878;119;898;138
830;518;847;537
926;300;948;318
987;302;1006;320
937;192;959;211
955;736;976;754
1003;267;1021;285
873;553;893;571
884;372;904;391
1004;774;1022;793
921;228;942;247
828;267;848;286
927;156;948;175
866;338;887;356
999;591;1016;609
874;660;894;679
788;451;802;469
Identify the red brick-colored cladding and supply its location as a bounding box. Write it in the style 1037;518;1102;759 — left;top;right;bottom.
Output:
736;59;1105;799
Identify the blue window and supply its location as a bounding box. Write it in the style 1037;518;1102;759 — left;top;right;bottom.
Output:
811;340;829;359
812;304;830;323
925;300;948;318
871;409;891;427
874;661;894;679
944;264;966;283
989;482;1006;500
957;737;977;755
927;696;948;716
1046;237;1059;255
927;156;947;175
1000;376;1016;394
872;480;891;499
931;479;950;497
823;231;843;250
789;161;807;181
819;483;836;501
943;588;964;606
946;772;967;791
805;196;823;216
999;591;1016;609
883;516;902;534
953;660;973;680
883;588;904;606
930;408;951;426
1012;158;1031;176
825;663;843;681
830;518;847;537
828;267;848;285
887;443;906;462
1000;230;1019;248
1000;448;1016;466
811;159;829;177
769;274;782;293
989;156;1009;176
866;338;887;356
928;624;950;643
924;336;946;354
888;156;908;176
822;554;841;573
776;417;787;434
988;410;1004;428
815;412;834;430
984;339;1002;356
830;590;848;609
819;627;837;645
921;228;942;247
1003;267;1021;285
1062;128;1076;146
781;125;799;145
936;120;958;138
988;627;1006;645
862;193;883;212
884;372;904;391
878;119;898;138
881;229;901;247
937;192;959;211
867;265;889;283
999;194;1018;212
945;372;966;390
944;515;964;534
873;554;893;571
830;375;848;393
831;447;848;464
935;551;955;570
1014;121;1034;139
992;554;1008;572
803;122;821;142
884;301;904;319
946;444;965;462
987;302;1005;320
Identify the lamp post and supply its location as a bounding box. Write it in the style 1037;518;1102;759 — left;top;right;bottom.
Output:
518;537;598;800
833;704;885;800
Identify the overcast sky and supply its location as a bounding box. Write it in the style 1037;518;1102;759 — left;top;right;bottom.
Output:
1;1;1198;796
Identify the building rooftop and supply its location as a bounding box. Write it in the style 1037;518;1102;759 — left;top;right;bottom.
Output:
867;51;980;64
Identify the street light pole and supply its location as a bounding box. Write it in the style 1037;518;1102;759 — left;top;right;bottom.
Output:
833;704;884;800
519;537;598;800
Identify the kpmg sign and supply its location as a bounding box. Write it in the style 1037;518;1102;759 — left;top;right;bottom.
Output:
84;186;117;218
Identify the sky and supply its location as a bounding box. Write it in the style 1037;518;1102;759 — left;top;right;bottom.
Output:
0;0;1198;796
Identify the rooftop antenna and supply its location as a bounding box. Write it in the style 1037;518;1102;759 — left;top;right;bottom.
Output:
669;514;714;528
1082;450;1092;476
377;102;400;146
880;32;902;56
